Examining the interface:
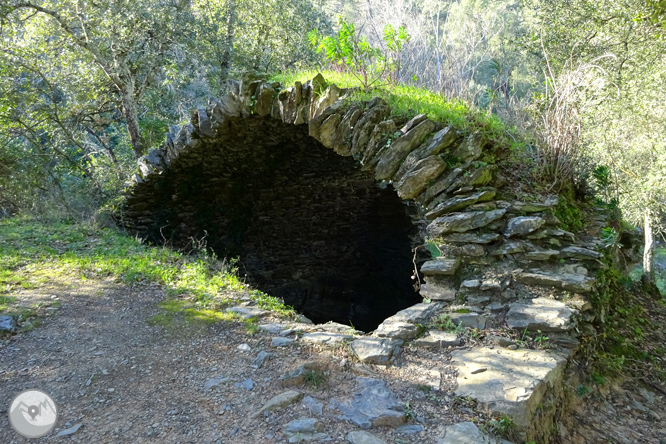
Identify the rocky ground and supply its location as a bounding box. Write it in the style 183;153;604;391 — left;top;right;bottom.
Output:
1;276;665;443
0;279;506;444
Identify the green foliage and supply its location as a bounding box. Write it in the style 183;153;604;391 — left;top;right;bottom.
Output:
487;415;515;437
270;70;526;155
304;368;327;389
431;314;462;333
0;217;294;335
553;189;584;232
309;17;410;90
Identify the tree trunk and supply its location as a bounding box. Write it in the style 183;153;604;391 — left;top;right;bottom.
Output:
644;209;655;282
219;0;237;93
120;86;145;159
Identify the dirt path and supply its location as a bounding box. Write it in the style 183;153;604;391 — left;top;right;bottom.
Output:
2;277;665;443
0;279;477;443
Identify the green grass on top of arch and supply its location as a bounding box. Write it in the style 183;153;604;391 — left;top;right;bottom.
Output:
269;70;526;153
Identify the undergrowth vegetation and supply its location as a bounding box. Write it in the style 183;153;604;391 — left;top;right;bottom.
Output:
0;217;294;333
583;245;666;386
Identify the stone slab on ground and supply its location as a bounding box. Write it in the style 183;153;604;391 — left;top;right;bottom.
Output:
347;431;388;444
258;323;289;334
226;306;270;319
351;338;403;365
280;362;325;387
384;302;444;325
300;332;353;345
331;377;405;429
436;422;514;444
513;270;596;293
0;315;16;333
271;336;295;347
506;297;578;332
373;321;420;340
282;418;328;442
450;347;568;430
413;330;460;349
250;390;303;419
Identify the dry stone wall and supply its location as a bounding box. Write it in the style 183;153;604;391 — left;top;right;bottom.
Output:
119;73;616;443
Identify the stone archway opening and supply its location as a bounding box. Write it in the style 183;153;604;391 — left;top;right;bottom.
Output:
132;116;424;332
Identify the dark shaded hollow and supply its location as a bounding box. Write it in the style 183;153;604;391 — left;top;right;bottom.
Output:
132;117;423;331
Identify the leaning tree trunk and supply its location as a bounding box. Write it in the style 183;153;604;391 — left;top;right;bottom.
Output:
644;209;655;283
120;83;145;159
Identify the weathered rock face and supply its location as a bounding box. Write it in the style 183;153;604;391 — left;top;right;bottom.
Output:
451;347;568;441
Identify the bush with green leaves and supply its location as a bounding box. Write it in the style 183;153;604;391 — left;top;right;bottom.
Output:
308;16;410;90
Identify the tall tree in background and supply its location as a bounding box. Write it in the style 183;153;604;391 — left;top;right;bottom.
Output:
5;0;192;159
523;0;666;280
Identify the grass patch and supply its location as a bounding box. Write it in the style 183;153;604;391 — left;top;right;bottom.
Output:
0;217;295;333
269;70;526;154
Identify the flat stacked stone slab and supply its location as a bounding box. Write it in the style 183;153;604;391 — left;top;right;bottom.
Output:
373;302;444;339
419;282;457;301
502;216;545;238
506;297;578;332
450;347;568;440
421;259;460;276
513;270;596;293
427;209;507;237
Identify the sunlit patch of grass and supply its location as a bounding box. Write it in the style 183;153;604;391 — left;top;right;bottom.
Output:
0;295;16;312
0;217;295;335
270;70;526;153
147;298;239;333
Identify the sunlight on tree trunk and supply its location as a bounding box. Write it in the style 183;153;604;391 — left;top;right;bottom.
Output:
121;89;145;159
644;209;655;282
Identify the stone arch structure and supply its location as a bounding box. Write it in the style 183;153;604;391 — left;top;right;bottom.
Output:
119;74;474;330
119;73;596;333
119;73;609;441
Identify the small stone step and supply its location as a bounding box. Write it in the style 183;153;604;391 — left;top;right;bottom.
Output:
506;297;578;332
450;347;568;438
413;329;460;349
351;338;403;365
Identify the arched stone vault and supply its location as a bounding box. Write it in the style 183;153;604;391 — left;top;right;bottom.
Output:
120;73;466;331
119;73;608;442
118;73;595;333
